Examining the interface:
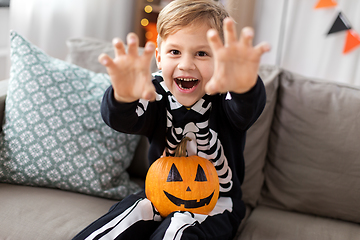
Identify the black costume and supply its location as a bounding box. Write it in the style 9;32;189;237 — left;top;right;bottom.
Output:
73;72;266;240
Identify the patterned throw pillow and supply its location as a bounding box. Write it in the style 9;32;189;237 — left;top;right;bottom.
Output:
0;31;141;200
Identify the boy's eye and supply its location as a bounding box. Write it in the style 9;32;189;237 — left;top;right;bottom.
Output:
170;50;180;55
197;51;208;57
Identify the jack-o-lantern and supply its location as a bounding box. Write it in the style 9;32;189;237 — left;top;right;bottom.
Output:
145;137;219;217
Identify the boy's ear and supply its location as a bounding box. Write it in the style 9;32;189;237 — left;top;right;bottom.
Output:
155;48;162;70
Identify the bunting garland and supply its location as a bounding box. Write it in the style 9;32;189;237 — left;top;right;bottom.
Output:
315;0;360;54
343;30;360;54
327;12;351;35
314;0;337;9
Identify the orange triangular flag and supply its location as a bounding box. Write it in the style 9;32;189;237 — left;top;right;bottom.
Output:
314;0;337;9
343;30;360;54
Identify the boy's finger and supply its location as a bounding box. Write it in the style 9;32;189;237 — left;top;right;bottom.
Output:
254;42;271;56
112;38;126;57
207;29;223;52
143;41;156;63
224;18;237;46
127;33;139;56
239;27;254;47
98;53;114;67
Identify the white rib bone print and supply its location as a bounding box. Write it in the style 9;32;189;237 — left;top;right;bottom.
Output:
165;109;233;193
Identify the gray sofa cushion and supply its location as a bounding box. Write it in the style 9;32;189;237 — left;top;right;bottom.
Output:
241;65;279;207
0;183;117;239
261;69;360;223
239;205;360;240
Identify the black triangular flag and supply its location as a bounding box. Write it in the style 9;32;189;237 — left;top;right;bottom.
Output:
328;12;352;35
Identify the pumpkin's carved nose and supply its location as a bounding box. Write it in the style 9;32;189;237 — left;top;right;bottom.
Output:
186;186;191;191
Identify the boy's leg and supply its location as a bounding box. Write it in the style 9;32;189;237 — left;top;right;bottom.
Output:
150;197;245;240
72;190;162;240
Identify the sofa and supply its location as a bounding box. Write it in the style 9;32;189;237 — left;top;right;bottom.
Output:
1;34;360;240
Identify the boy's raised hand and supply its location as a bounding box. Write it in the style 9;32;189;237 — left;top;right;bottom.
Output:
98;33;157;103
205;18;270;95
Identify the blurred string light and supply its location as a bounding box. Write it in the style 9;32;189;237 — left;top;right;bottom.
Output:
141;18;149;27
141;0;162;45
144;5;153;13
145;31;154;39
141;5;153;27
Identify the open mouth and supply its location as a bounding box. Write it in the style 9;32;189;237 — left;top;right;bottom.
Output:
174;78;199;90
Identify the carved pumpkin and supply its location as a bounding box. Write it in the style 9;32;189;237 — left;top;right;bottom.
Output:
145;137;219;217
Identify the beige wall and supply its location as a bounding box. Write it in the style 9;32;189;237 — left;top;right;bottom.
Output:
226;0;257;38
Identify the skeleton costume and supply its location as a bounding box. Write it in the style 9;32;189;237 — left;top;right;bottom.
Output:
73;72;266;240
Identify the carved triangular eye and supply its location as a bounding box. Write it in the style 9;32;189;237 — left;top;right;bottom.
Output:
195;164;207;182
167;163;183;182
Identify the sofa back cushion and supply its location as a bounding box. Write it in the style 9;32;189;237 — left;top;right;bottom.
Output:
241;65;279;207
261;69;360;223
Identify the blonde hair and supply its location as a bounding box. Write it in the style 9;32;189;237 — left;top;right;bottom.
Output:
157;0;229;46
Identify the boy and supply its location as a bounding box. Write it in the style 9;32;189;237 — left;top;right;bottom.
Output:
73;0;269;239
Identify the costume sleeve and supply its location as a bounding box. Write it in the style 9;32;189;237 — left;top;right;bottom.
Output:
100;85;159;137
222;76;266;132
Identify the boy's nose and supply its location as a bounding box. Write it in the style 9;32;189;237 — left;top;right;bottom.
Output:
178;56;196;71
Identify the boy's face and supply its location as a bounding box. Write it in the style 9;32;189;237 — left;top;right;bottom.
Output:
156;24;214;107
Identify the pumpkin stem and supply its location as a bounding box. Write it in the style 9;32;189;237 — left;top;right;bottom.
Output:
175;137;192;157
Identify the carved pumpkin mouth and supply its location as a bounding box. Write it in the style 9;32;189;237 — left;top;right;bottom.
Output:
163;190;214;209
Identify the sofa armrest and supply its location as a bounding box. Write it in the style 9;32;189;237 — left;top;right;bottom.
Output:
0;79;9;132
